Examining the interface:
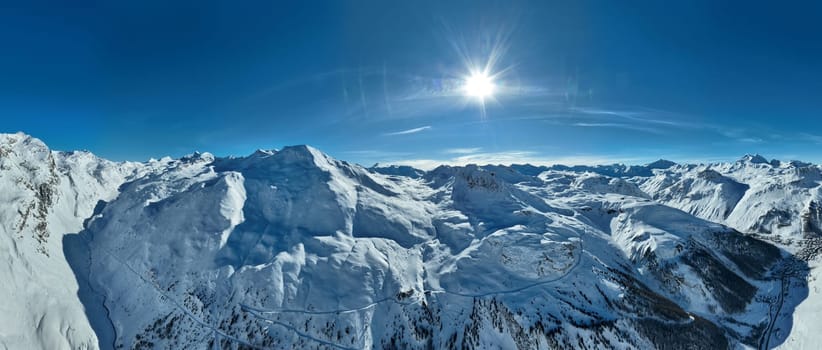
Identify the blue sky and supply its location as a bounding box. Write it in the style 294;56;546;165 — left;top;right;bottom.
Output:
2;1;821;167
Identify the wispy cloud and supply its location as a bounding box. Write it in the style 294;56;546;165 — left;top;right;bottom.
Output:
570;107;695;128
384;125;432;136
569;107;782;144
799;133;822;144
444;147;482;154
571;122;665;134
340;150;414;158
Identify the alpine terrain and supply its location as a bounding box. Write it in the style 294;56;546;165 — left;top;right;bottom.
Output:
1;132;820;350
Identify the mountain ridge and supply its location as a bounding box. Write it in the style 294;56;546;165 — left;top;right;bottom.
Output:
0;132;819;349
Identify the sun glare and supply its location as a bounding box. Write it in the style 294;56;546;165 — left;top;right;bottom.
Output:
463;72;495;100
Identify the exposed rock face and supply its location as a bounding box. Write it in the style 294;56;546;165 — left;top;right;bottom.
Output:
802;200;822;236
0;134;816;350
69;145;797;349
0;133;145;350
1;134;61;253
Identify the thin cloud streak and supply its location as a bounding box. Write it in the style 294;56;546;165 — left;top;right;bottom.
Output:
570;107;695;128
571;122;664;134
444;147;482;154
798;133;822;144
384;125;432;136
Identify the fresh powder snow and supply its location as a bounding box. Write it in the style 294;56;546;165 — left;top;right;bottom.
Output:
1;133;820;349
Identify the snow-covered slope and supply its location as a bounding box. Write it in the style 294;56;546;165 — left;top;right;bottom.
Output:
0;133;146;350
1;134;818;349
635;155;822;243
642;169;748;223
74;147;800;349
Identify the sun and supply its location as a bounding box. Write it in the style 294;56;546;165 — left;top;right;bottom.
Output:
463;72;495;100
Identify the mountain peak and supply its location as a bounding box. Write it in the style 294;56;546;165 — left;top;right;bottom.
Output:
0;131;44;148
0;131;31;140
276;144;327;164
180;151;215;164
278;144;320;155
740;154;769;164
646;159;677;169
250;149;276;158
1;133;817;350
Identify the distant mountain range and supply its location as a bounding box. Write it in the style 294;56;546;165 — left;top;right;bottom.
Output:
1;132;819;349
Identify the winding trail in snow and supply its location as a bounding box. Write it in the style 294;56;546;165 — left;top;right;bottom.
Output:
90;214;587;349
760;266;791;350
239;236;585;350
82;233;265;350
241;296;417;315
242;308;361;350
757;251;811;350
242;238;584;316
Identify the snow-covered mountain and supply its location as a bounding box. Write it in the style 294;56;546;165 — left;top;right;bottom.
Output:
1;133;820;349
0;133;148;349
